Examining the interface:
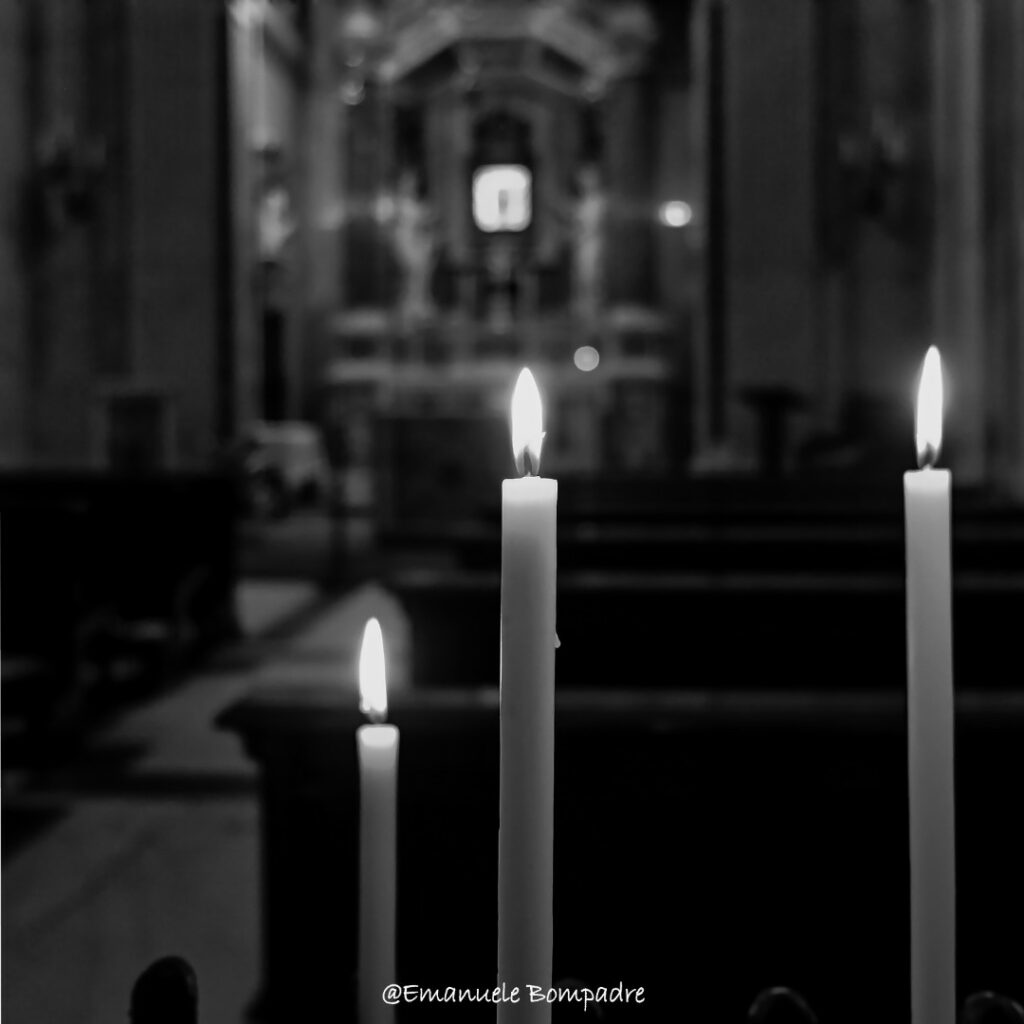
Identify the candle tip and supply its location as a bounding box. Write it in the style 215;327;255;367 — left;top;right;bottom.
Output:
915;346;943;469
511;368;544;476
358;617;388;720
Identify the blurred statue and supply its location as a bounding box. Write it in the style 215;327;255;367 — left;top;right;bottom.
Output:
256;146;296;266
393;169;437;326
571;165;606;322
255;146;295;420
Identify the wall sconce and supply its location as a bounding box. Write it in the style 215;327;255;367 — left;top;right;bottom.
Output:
658;200;693;228
31;126;106;236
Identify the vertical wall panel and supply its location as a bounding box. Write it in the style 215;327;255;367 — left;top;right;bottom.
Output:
726;0;816;456
0;0;28;463
129;0;222;465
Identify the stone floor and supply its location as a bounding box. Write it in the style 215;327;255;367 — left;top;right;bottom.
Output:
2;578;410;1024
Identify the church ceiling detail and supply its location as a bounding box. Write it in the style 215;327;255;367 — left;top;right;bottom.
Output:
334;0;655;97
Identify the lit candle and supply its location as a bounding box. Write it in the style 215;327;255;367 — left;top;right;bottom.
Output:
904;346;955;1024
498;368;557;1023
357;617;398;1024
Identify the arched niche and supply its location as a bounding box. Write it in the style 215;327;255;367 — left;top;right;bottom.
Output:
333;0;656;319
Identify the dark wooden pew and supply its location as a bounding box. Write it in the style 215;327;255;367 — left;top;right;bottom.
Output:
219;685;1024;1024
379;479;1024;690
383;516;1024;575
1;472;239;728
386;566;1023;690
1;501;113;726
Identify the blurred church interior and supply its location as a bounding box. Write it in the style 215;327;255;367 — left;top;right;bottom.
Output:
1;1;1022;1023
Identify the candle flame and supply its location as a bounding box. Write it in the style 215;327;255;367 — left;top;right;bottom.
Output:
915;346;944;469
358;617;387;721
511;367;544;476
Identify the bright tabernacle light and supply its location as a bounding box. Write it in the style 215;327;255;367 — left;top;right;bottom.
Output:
473;164;532;232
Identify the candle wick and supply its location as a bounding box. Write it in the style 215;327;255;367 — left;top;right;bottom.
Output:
366;707;386;725
518;447;539;478
917;442;939;471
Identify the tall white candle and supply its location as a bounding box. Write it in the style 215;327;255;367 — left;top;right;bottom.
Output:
904;346;955;1024
498;368;557;1024
357;617;398;1024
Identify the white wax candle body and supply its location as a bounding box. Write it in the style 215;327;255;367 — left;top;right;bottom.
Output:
904;468;955;1024
358;723;399;1024
498;476;557;1024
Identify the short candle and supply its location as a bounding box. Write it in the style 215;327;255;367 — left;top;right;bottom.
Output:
357;617;398;1024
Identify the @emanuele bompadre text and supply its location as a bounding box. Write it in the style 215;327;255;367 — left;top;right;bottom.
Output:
382;982;646;1011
